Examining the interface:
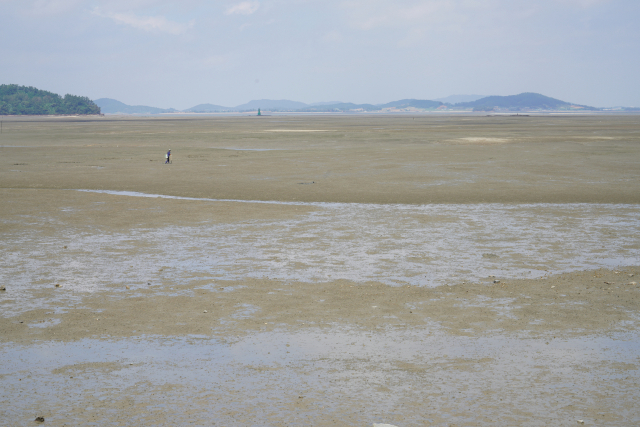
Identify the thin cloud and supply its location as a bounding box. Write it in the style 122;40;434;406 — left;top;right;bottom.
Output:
92;8;194;35
225;1;260;15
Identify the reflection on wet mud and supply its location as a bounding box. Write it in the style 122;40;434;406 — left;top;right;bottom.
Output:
1;329;638;425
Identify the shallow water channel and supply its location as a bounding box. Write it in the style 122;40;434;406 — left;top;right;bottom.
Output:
2;329;639;425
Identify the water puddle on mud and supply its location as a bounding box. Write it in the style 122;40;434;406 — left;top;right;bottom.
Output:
1;190;638;314
1;329;638;425
2;190;639;423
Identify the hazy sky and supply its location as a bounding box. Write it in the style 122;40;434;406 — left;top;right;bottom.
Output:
2;0;639;109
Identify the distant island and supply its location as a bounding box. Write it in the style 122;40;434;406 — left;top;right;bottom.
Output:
0;84;100;115
434;94;485;104
456;92;596;111
93;98;177;115
94;93;606;115
3;86;637;116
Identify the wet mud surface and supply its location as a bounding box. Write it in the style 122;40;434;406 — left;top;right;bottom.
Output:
2;331;639;426
1;115;640;425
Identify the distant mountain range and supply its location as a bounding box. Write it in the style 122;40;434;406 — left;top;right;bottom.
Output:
183;103;230;113
94;93;601;115
93;98;178;114
456;92;596;111
434;94;485;104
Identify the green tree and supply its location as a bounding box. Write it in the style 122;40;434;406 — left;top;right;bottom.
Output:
0;84;101;115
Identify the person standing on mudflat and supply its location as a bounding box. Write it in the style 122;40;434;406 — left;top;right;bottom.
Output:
165;149;171;164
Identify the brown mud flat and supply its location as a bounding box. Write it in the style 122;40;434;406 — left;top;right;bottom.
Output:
1;114;639;204
3;267;640;344
1;115;640;426
1;266;639;426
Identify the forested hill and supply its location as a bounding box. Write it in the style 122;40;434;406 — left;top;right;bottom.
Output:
0;84;100;115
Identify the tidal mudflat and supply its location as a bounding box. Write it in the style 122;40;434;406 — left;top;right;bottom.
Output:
1;114;640;425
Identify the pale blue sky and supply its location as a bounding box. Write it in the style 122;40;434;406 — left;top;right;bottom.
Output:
2;0;639;109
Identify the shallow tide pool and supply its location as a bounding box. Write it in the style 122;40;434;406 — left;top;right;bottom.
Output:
1;190;638;300
2;329;639;425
